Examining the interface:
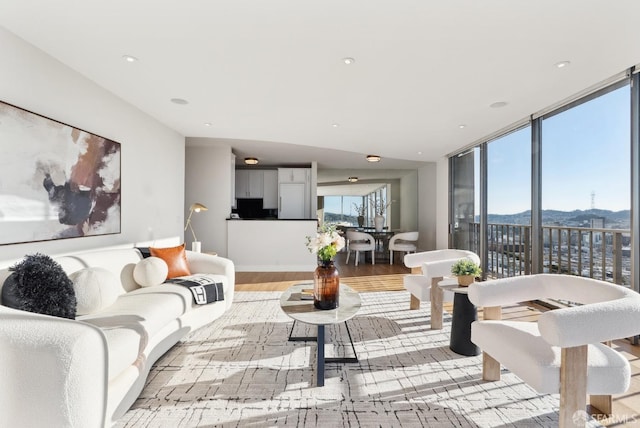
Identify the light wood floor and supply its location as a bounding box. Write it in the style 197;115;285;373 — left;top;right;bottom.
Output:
235;251;640;426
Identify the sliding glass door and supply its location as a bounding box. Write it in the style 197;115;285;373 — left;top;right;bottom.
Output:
450;148;479;251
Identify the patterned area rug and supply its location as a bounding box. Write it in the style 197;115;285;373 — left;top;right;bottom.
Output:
117;291;601;427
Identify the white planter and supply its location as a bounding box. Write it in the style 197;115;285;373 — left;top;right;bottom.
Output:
374;215;385;232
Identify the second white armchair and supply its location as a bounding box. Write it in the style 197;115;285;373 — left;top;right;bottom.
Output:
403;249;480;310
346;231;376;266
388;231;418;265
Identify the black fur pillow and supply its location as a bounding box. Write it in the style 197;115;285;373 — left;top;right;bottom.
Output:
1;253;77;319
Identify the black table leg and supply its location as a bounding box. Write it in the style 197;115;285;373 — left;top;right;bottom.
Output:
317;325;325;387
287;320;358;386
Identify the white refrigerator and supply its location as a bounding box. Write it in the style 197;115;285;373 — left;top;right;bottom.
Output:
278;183;306;219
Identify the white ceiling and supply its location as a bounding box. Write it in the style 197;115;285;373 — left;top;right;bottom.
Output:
2;1;640;171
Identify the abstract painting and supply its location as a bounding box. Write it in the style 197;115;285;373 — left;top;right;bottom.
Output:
0;101;121;245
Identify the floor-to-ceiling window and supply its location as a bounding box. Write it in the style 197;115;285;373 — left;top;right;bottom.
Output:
449;74;636;290
487;126;532;277
321;184;393;228
323;195;365;226
541;84;631;285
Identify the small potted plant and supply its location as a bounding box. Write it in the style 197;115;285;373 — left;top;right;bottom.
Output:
451;259;482;287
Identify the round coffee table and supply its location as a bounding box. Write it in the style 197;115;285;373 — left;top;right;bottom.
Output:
280;282;361;386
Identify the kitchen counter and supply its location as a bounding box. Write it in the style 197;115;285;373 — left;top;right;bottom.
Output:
227;219;317;272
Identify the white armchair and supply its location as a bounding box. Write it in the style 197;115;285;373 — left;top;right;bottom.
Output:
346;231;375;266
388;231;418;265
468;274;640;427
402;249;480;310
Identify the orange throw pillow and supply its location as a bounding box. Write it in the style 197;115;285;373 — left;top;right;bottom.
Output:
149;244;191;279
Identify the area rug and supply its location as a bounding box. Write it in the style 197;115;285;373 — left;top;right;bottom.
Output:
116;291;601;427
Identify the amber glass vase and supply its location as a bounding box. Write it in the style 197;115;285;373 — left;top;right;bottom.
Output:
313;260;340;310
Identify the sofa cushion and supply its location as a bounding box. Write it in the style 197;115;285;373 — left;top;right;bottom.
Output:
133;257;169;288
69;267;120;315
149;244;191;279
2;253;76;319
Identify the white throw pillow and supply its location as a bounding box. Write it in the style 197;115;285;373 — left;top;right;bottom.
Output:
69;267;120;315
133;257;169;288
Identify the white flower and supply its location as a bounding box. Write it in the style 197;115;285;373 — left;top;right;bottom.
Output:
305;225;345;261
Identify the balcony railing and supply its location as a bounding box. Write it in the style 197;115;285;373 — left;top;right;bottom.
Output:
467;222;631;286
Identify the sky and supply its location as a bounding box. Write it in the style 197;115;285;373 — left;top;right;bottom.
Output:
486;84;630;214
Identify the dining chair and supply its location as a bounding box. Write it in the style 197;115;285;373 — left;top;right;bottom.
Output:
345;231;375;266
388;231;419;265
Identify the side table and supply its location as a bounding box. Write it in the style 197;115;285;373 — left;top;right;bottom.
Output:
448;287;480;356
431;278;480;356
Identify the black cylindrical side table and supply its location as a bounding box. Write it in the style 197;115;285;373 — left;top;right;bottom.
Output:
449;289;480;356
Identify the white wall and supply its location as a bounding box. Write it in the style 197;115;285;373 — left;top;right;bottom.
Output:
0;27;185;267
399;170;418;232
417;162;438;252
184;142;233;257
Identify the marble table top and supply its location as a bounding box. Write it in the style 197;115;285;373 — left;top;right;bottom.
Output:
279;282;362;326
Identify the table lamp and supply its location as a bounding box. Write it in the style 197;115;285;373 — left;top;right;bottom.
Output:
184;202;208;252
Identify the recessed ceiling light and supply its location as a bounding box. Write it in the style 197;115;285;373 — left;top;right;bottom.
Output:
331;123;340;128
459;124;466;129
122;55;138;63
417;151;423;155
244;157;259;165
170;98;189;105
489;101;508;109
343;57;355;65
204;122;212;127
348;176;358;182
366;155;381;162
555;61;571;69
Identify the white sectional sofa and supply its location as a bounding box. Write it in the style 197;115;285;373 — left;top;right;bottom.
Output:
0;246;235;428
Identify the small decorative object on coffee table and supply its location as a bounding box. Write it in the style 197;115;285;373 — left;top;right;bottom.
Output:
450;259;481;287
305;224;346;310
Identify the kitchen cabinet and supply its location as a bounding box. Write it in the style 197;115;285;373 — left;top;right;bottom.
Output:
262;170;278;209
235;170;264;198
278;168;309;183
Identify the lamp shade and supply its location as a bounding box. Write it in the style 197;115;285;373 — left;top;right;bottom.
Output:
190;202;208;212
185;202;208;246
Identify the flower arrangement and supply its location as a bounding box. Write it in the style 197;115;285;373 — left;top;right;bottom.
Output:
305;224;346;262
450;259;482;277
370;196;393;216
